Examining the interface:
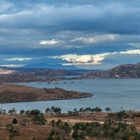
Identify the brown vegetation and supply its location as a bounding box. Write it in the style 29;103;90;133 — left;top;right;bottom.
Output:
0;111;140;140
0;84;93;103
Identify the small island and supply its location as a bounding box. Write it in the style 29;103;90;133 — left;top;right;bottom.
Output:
0;84;93;103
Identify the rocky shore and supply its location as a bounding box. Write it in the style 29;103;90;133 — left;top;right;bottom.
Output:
0;84;93;103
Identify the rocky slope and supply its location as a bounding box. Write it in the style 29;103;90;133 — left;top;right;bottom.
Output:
81;62;140;79
0;84;93;103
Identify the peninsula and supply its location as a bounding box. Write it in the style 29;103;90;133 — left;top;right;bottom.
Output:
0;84;93;103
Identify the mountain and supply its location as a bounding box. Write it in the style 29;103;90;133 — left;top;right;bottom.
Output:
1;62;140;79
15;69;80;77
23;63;78;70
81;62;140;79
0;67;90;77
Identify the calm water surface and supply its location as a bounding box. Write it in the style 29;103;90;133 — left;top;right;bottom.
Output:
1;79;140;113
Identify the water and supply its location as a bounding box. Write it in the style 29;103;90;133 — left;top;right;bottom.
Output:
0;79;140;113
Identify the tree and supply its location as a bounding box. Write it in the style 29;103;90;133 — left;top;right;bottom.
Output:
0;108;2;114
45;108;51;113
105;107;112;120
108;113;115;121
47;129;63;140
3;110;6;114
20;110;25;115
30;110;41;116
63;122;71;134
7;123;19;137
117;110;127;121
105;107;111;114
53;107;61;114
49;106;62;114
33;113;46;125
56;120;63;127
12;118;18;125
50;120;56;127
94;107;102;118
79;107;84;114
8;108;16;115
73;108;78;114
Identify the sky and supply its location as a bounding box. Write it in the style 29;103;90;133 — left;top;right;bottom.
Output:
0;0;140;69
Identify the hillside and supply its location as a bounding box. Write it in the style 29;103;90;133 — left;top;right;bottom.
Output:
0;67;82;77
0;68;89;83
14;69;80;77
0;110;140;140
0;84;92;103
81;62;140;79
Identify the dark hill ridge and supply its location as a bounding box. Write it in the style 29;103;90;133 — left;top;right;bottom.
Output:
4;68;80;76
0;84;93;103
0;67;91;77
0;62;140;79
14;69;80;77
0;68;90;83
81;62;140;79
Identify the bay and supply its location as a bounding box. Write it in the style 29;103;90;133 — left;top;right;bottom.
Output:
0;79;140;113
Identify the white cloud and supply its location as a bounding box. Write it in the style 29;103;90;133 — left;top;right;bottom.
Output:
5;57;32;61
0;64;25;68
51;50;140;68
0;68;15;74
51;53;109;65
120;49;140;54
40;39;59;45
72;34;118;45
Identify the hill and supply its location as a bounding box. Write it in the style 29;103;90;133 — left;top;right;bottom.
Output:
81;62;140;79
0;67;89;77
1;62;140;79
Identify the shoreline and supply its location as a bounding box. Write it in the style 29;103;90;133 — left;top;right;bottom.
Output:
0;96;93;104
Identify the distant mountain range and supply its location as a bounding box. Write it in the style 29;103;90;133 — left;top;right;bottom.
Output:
0;67;91;77
0;62;140;79
23;63;78;70
81;62;140;79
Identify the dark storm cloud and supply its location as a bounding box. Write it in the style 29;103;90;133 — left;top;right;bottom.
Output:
1;0;140;34
0;0;140;69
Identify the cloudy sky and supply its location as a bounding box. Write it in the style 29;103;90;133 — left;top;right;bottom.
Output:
0;0;140;69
